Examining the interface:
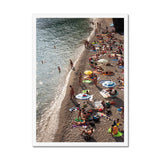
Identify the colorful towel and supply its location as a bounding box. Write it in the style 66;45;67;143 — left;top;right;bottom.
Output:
108;128;123;137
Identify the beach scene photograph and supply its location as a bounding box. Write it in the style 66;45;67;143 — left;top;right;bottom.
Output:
33;15;128;146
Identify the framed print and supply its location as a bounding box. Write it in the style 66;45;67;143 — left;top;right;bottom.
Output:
33;14;128;146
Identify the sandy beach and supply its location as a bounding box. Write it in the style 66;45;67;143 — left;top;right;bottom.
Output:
53;18;124;142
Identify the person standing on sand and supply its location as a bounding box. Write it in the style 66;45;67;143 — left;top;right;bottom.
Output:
79;72;82;85
70;59;73;69
58;66;61;73
69;85;75;100
78;109;82;119
93;75;97;87
101;100;106;114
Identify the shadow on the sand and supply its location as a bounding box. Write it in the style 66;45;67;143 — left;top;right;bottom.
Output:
113;135;124;142
83;136;97;142
80;83;87;90
113;97;124;108
96;86;103;91
71;99;79;106
87;100;95;108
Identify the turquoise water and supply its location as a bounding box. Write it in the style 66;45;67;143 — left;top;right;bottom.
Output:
36;18;93;125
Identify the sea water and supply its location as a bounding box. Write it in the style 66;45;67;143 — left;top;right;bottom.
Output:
36;18;94;141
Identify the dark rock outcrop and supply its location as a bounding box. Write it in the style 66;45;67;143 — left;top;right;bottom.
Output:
113;18;124;34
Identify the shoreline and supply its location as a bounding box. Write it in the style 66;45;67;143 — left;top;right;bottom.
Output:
36;18;97;142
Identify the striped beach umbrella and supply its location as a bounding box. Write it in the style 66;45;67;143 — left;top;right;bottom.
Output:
102;80;116;88
75;93;91;100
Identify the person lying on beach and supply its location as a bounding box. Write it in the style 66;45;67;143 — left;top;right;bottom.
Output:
105;63;113;66
80;127;94;136
83;75;92;80
96;66;104;72
117;59;124;66
118;80;124;86
72;120;86;126
109;89;118;96
84;73;94;80
102;71;114;75
117;77;124;81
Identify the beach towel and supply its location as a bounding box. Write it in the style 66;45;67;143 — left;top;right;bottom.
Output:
100;89;110;98
82;90;89;93
103;72;114;76
75;118;83;122
83;80;92;83
119;66;124;69
112;59;118;61
117;108;122;112
89;95;93;101
94;100;103;108
69;107;77;112
71;125;87;129
93;70;102;74
108;128;123;137
97;112;106;117
110;101;116;105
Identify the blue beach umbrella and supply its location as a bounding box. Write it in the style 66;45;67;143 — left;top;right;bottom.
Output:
102;80;116;88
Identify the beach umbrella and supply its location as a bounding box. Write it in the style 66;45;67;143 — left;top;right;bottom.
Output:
84;70;92;75
75;93;91;100
97;59;108;64
102;80;116;88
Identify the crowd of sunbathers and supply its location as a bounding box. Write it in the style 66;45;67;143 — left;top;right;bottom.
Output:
69;21;124;139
